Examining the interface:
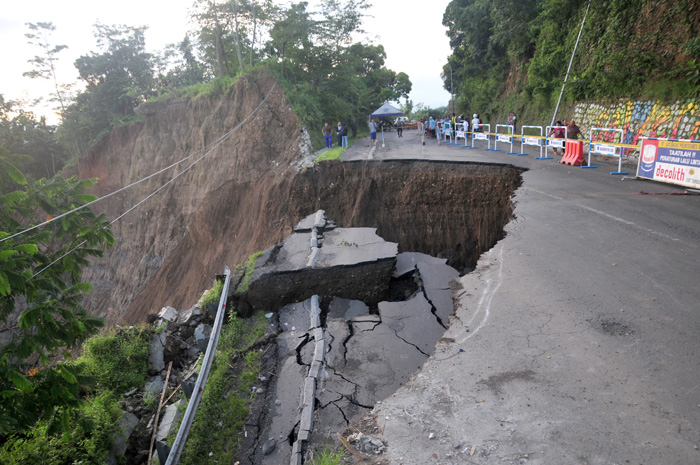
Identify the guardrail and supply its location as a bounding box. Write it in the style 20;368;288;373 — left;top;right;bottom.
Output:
165;266;232;465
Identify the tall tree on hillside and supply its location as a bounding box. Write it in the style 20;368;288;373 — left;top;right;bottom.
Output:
59;23;154;152
23;22;72;115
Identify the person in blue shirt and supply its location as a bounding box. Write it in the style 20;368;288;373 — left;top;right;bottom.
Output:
369;119;377;146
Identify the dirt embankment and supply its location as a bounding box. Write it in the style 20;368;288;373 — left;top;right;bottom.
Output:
77;72;522;326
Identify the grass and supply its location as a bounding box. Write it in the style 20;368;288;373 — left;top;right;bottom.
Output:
79;325;151;396
316;146;344;161
200;277;224;307
315;131;367;162
309;444;344;465
178;310;268;465
235;251;264;293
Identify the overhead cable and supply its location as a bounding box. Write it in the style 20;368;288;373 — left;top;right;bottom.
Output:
2;83;276;245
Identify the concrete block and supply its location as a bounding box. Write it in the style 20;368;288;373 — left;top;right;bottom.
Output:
313;327;324;342
290;442;303;465
303;377;315;406
156;399;186;441
313;339;325;362
300;403;314;433
313;209;326;228
158;306;178;323
309;360;322;379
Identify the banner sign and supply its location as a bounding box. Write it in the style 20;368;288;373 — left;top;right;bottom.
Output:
636;139;700;189
524;137;539;146
498;134;512;143
594;143;617;156
474;133;488;140
456;130;465;139
548;139;564;148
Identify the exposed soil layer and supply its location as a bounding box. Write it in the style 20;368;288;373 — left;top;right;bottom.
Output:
288;160;522;272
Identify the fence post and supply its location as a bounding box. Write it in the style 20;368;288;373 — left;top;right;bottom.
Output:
543;125;566;160
586;128;627;174
519;126;543;157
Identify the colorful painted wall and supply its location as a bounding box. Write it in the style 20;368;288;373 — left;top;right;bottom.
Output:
572;99;700;157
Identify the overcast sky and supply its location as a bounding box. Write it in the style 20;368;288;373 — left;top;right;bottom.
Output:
0;0;452;123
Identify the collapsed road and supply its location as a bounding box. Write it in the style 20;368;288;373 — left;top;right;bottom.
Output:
231;211;461;464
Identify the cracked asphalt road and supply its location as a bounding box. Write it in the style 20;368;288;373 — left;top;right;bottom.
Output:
356;131;700;464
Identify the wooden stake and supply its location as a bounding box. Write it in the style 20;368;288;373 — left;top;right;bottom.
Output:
148;361;172;465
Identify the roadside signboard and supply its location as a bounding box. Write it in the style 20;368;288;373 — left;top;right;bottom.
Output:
636;138;700;189
524;137;539;146
498;134;512;143
474;132;488;140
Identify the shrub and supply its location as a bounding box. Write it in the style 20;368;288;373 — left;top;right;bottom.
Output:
0;391;122;465
79;326;150;395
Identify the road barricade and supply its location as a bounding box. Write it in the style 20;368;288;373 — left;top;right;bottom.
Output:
561;140;585;166
494;124;515;153
587;128;628;174
475;124;492;150
519;126;543;157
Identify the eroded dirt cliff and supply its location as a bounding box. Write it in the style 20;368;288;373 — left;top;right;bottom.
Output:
77;71;522;326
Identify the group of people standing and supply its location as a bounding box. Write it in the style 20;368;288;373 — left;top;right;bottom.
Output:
547;119;582;156
322;121;358;149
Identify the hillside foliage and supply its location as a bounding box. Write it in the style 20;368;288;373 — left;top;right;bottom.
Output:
443;0;700;123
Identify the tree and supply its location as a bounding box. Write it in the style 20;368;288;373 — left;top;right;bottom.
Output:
0;169;114;436
23;22;72;115
60;23;154;152
0;96;68;180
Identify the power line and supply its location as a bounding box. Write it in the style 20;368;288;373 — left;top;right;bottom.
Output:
2;83;277;245
29;83;277;279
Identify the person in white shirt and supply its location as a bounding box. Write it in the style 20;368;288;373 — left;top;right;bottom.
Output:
471;114;480;133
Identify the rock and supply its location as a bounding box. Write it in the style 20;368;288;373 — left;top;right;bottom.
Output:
111;411;139;458
163;334;181;363
178;306;196;326
194;323;212;353
262;438;276;455
158;306;178;323
148;333;165;374
157;399;186;441
144;377;165;397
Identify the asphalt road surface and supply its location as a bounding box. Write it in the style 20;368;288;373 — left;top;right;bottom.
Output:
344;130;700;464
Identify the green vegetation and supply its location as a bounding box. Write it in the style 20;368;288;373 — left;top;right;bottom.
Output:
0;166;114;435
179;311;268;465
309;444;344;465
79;326;150;395
0;391;122;465
0;325;152;464
316;147;344;162
443;0;700;124
200;277;225;307
236;251;264;293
